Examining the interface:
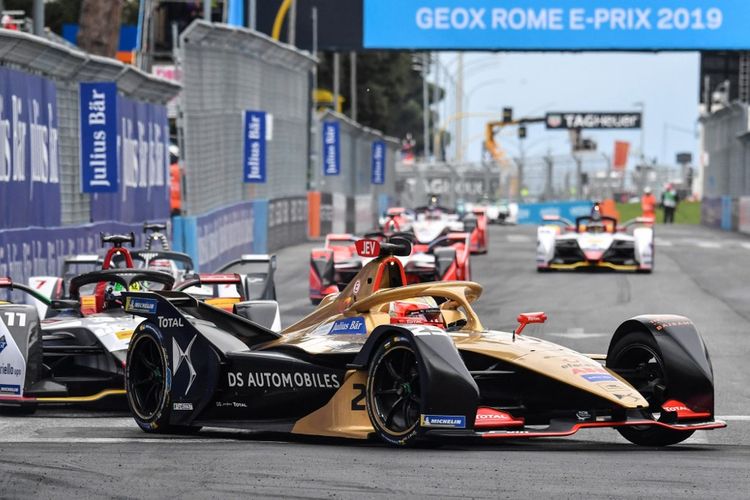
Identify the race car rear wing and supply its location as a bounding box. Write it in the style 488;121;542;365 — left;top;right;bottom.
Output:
542;215;575;227
621;216;655;229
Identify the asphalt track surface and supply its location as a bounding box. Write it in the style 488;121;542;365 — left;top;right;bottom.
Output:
2;224;749;499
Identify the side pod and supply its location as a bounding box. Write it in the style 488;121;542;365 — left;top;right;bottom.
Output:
350;325;479;433
607;315;715;418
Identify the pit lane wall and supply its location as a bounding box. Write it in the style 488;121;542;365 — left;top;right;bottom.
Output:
701;102;750;235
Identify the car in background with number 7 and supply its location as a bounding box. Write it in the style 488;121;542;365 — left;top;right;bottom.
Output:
122;237;724;447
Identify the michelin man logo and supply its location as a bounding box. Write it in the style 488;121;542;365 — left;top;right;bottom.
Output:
172;335;197;395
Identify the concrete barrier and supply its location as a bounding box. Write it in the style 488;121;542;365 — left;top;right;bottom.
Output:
739;197;750;235
701;197;722;228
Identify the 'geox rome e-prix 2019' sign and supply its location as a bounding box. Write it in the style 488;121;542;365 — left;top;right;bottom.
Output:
80;82;117;192
545;113;642;130
322;121;340;176
363;0;750;50
243;110;266;183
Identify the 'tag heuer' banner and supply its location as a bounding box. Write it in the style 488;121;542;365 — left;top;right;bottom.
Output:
0;66;61;229
545;112;642;130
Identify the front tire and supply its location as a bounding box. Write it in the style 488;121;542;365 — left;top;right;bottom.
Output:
608;331;694;446
366;336;422;447
126;324;200;435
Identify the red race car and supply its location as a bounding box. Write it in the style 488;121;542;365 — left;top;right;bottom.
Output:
309;232;471;304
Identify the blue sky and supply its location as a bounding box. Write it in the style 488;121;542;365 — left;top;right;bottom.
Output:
435;51;701;166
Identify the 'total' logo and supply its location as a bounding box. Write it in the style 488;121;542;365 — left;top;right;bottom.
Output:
355;239;380;258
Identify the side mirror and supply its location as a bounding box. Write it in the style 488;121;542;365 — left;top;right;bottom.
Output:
515;312;547;337
50;299;80;310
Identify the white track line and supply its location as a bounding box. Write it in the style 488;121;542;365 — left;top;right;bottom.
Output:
696;241;722;249
716;415;750;421
740;242;750;250
507;234;532;243
654;238;673;247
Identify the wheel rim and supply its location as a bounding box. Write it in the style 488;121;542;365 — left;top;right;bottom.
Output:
610;343;668;418
372;345;421;435
129;335;166;420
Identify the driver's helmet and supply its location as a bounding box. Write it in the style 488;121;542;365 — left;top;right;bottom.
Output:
103;281;126;309
389;297;445;328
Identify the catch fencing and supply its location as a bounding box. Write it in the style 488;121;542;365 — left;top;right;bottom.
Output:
395;153;682;209
310;110;400;234
178;21;315;215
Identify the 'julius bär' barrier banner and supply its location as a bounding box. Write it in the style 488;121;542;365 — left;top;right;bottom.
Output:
89;94;170;223
0;66;60;229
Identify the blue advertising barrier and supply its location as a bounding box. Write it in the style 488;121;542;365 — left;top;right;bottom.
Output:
721;196;734;231
90;95;170;223
516;201;594;225
0;221;158;302
173;201;256;272
0;66;61;229
364;0;750;50
701;197;722;228
252;200;269;255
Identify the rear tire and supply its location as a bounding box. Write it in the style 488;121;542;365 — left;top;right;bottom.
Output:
366;336;422;447
608;331;694;446
126;324;201;435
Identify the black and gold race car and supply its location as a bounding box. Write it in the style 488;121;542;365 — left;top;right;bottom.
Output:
122;238;725;447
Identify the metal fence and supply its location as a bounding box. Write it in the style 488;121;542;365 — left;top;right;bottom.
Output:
178;21;315;216
311;110;399;231
0;29;179;226
396;153;682;207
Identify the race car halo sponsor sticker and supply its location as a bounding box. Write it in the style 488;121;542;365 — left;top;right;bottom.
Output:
328;317;367;335
581;373;617;383
173;402;194;411
124;297;158;314
420;415;467;429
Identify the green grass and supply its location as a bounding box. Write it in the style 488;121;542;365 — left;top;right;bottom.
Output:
616;201;701;225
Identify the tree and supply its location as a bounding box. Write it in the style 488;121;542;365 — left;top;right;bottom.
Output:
318;52;445;155
77;0;125;57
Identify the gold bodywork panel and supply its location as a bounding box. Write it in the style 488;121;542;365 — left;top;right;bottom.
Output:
292;370;372;439
455;332;648;408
